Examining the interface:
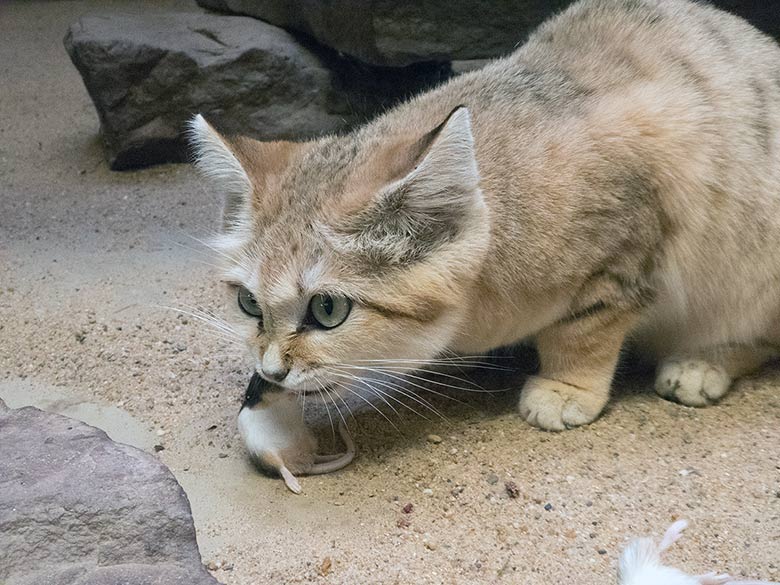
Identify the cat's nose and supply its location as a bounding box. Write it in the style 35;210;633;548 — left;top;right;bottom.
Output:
260;344;289;383
261;366;289;383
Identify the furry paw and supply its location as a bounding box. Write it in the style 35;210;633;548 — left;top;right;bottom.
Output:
655;359;731;407
519;376;607;431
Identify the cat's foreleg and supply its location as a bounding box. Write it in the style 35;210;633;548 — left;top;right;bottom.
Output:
519;305;638;431
655;343;777;407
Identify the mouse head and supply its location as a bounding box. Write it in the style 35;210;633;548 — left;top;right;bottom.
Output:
241;371;285;410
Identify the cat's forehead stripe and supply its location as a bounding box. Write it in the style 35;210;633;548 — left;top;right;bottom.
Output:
265;266;300;301
300;261;326;293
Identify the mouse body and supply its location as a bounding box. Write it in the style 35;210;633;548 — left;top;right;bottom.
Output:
237;373;355;494
619;520;778;585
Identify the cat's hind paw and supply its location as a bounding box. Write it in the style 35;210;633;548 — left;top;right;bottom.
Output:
655;359;731;407
519;375;606;431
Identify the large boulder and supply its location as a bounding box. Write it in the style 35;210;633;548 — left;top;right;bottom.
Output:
195;0;573;66
0;401;220;585
197;0;780;67
64;13;448;169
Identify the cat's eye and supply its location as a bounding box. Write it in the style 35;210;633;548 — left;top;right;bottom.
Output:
308;293;351;329
237;286;263;320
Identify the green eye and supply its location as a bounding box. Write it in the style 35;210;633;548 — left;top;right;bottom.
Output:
237;286;263;319
309;293;351;329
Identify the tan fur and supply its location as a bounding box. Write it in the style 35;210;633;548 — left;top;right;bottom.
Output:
190;0;780;430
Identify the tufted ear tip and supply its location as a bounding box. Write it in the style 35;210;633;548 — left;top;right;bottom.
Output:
185;113;215;154
184;113;254;231
189;112;206;128
448;104;471;126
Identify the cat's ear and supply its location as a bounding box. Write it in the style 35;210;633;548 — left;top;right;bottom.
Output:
187;114;254;232
345;106;484;264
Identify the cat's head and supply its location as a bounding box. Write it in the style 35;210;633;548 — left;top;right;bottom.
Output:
188;107;489;395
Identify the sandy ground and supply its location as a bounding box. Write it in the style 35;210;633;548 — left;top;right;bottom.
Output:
1;1;779;583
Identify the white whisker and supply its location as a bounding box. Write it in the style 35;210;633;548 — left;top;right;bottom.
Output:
315;379;336;443
329;379;401;433
328;368;447;422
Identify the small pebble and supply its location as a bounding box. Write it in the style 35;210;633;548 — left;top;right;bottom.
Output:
544;503;553;511
486;473;499;485
318;557;332;577
422;488;433;496
504;481;519;499
426;434;442;444
153;444;165;452
218;453;228;458
597;548;607;555
402;503;414;514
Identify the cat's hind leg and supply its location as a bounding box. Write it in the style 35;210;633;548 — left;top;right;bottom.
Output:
654;344;777;407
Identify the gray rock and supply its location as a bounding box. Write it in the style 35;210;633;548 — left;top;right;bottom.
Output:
196;0;572;66
62;13;343;170
0;406;220;585
197;0;780;67
64;13;448;170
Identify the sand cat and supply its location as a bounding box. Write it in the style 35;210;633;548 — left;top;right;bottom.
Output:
189;0;780;430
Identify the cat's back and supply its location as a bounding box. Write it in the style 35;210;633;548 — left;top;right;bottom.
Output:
472;0;780;136
448;0;780;238
521;0;780;73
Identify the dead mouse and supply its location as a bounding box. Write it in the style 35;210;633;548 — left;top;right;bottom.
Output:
619;519;778;585
237;372;355;494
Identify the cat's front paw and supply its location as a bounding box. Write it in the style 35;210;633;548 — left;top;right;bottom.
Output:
518;375;607;431
654;359;731;407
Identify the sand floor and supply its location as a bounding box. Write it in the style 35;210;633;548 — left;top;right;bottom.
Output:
1;1;778;583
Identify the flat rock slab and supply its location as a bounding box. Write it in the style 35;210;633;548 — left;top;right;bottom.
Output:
0;400;220;585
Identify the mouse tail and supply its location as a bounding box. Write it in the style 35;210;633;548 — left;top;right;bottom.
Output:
307;421;356;475
337;420;356;456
